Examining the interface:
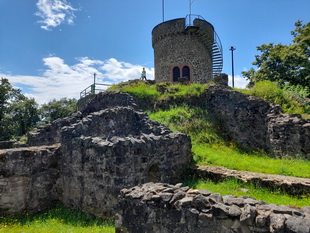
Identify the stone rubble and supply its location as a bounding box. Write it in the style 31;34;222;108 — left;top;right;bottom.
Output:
116;182;310;233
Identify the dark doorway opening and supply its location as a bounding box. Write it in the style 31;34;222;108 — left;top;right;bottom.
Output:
173;67;180;82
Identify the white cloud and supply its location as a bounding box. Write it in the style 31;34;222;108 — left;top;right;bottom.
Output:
228;75;249;89
2;57;154;104
35;0;77;30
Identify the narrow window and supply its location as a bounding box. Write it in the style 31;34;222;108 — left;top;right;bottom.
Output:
182;66;190;81
173;67;180;82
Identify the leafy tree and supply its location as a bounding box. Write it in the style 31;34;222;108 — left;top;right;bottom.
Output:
39;98;77;123
10;96;40;136
242;21;310;88
0;78;39;140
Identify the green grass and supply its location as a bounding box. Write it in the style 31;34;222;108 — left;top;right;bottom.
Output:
109;81;310;206
108;80;210;104
185;178;310;207
147;105;310;178
0;204;115;233
193;143;310;178
108;80;160;100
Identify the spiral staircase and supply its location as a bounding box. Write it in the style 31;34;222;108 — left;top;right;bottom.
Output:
185;15;223;76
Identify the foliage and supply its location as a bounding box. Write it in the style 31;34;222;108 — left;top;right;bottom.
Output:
147;104;310;178
111;81;310;178
0;203;114;232
0;78;40;141
185;178;310;207
239;80;310;115
0;78;78;140
147;105;223;145
39;98;77;123
242;21;310;88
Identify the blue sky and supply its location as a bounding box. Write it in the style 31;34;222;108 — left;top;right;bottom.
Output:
0;0;309;104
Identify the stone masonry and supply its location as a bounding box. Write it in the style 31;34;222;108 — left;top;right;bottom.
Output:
0;145;60;214
0;91;192;217
205;85;310;159
0;86;309;230
152;18;214;83
56;106;192;217
116;182;310;233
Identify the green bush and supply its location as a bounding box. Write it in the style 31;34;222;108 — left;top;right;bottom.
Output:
241;80;310;115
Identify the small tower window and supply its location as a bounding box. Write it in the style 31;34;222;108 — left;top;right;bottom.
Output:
182;66;190;81
173;67;180;82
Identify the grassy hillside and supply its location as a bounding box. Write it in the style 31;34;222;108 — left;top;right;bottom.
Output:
108;80;310;178
2;81;309;231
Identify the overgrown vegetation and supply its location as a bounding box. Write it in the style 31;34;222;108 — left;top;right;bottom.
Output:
109;80;310;179
238;80;310;117
0;203;114;233
147;104;310;178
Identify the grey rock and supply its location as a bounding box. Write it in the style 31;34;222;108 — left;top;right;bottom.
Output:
285;217;310;233
228;205;242;217
269;213;286;232
240;204;256;226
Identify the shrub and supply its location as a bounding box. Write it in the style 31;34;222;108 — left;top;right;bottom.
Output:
241;80;310;115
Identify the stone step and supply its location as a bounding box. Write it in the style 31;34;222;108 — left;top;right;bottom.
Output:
195;165;310;196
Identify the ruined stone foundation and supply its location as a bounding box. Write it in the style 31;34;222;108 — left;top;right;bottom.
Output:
116;183;310;233
0;91;192;217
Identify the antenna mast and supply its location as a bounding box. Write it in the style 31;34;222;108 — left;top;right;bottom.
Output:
189;0;195;15
189;0;195;25
162;0;165;22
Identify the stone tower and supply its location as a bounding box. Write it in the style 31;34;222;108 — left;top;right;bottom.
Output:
152;15;223;84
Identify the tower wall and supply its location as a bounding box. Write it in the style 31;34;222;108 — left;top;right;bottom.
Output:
152;18;214;84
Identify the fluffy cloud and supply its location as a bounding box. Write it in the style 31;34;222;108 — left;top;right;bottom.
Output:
35;0;77;30
3;57;154;104
227;75;249;89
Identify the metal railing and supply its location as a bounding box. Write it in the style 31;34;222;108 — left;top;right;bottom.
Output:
80;83;112;98
212;30;224;74
185;14;205;28
184;14;223;75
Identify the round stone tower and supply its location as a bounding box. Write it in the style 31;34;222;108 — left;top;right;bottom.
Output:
152;16;223;84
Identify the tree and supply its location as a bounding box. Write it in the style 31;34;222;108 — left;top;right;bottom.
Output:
0;78;40;140
242;21;310;88
39;98;77;123
10;96;40;136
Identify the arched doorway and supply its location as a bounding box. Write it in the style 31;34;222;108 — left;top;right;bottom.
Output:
173;67;180;82
182;66;190;81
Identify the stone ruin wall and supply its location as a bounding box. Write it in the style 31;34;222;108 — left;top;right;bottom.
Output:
0;91;192;217
116;182;310;233
56;105;192;217
205;85;310;159
0;86;309;232
0;145;60;214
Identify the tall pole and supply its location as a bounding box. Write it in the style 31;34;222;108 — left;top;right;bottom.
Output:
189;0;195;25
189;0;195;14
93;72;97;85
162;0;165;22
229;46;236;88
